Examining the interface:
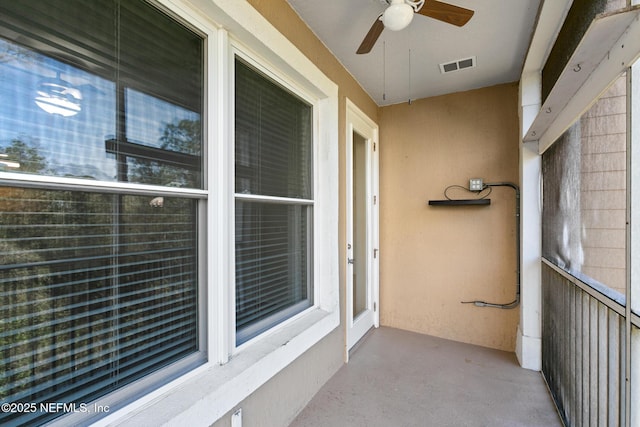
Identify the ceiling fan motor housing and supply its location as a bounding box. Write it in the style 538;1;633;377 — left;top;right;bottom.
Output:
382;2;413;31
381;0;425;31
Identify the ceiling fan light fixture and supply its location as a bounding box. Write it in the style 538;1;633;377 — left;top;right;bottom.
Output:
382;1;414;31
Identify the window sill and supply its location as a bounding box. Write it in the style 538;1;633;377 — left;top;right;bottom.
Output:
95;308;338;427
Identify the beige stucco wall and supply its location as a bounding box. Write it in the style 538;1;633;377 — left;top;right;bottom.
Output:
379;83;520;352
211;330;343;427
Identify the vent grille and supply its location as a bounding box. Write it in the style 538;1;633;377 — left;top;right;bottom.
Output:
439;56;476;74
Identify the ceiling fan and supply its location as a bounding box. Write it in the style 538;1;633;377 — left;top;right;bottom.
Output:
356;0;474;54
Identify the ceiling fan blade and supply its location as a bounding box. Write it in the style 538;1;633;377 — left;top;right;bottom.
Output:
417;0;474;27
356;15;384;54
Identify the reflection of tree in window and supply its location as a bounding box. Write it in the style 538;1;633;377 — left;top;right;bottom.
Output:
0;187;198;424
0;211;52;401
0;188;116;406
0;138;46;173
128;119;201;188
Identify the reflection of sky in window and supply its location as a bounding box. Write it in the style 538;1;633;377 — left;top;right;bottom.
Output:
0;38;116;180
0;38;200;181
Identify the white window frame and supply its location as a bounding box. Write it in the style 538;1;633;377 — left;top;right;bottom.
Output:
92;0;339;425
230;47;319;351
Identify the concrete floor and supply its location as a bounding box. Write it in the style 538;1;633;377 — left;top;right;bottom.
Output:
290;327;562;427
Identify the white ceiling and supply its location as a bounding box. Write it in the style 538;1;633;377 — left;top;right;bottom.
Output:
286;0;542;106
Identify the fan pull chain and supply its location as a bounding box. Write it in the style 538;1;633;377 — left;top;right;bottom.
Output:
408;48;412;105
382;41;386;101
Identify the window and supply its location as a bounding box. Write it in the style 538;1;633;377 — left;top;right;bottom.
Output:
0;1;204;425
234;57;314;345
1;0;340;424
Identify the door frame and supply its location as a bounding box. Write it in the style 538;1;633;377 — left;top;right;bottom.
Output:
345;98;379;360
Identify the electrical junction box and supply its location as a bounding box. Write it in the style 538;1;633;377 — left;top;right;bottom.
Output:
469;178;484;192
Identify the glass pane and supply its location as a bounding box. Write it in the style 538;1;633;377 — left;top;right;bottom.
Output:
235;58;312;199
353;131;368;319
0;0;203;188
0;186;198;426
542;75;627;303
235;200;312;344
125;89;202;188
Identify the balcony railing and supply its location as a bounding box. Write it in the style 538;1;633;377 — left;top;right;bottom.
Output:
542;259;628;426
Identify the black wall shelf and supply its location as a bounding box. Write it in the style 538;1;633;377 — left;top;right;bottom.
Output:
428;199;491;206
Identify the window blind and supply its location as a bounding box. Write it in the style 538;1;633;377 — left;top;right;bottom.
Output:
0;188;198;426
235;58;313;345
235;201;311;343
234;59;312;199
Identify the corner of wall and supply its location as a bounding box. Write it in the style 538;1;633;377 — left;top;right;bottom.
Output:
517;69;543;373
516;325;542;371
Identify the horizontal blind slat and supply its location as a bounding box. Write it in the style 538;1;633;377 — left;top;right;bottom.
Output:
0;299;194;355
2;311;194;388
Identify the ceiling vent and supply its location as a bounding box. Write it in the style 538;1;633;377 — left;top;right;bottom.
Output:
439;56;476;74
